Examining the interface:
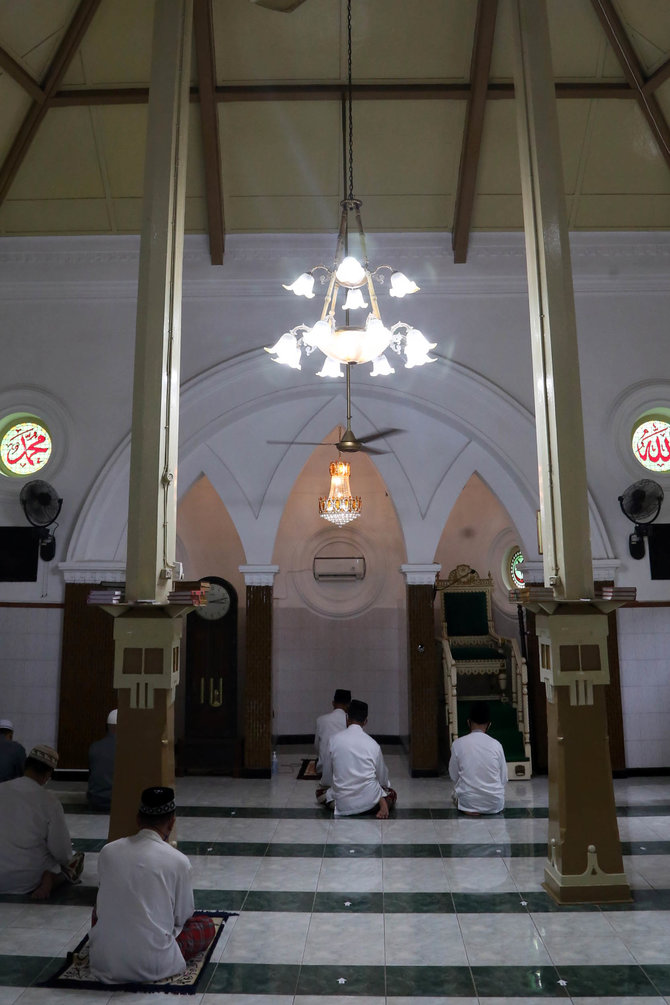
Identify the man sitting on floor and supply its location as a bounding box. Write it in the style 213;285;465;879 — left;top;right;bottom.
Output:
314;688;350;799
87;708;117;811
0;718;26;782
318;699;397;819
0;743;84;899
448;700;507;816
89;786;215;984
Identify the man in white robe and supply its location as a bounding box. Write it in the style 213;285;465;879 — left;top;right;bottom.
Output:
0;743;83;898
314;688;350;800
89;786;215;984
448;701;507;815
319;699;397;818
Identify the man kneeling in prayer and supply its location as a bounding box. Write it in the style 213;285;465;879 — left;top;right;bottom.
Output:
89;786;215;984
318;699;397;819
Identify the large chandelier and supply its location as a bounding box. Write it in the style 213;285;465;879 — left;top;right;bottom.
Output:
318;458;361;526
265;1;436;379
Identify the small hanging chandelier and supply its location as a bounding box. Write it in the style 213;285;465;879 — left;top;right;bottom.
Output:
318;458;361;526
265;0;436;379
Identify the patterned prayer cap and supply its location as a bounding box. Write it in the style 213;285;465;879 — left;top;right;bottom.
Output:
29;744;59;769
139;786;176;816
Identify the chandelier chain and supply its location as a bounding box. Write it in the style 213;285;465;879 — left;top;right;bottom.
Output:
347;0;354;202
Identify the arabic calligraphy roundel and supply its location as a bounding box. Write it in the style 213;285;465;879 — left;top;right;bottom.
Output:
0;414;53;478
632;414;670;473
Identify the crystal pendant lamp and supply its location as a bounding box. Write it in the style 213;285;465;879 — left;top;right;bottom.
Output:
318;458;361;526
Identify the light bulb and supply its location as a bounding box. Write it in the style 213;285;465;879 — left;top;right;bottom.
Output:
282;272;315;298
264;333;302;369
389;271;420;297
335;256;366;287
342;287;368;310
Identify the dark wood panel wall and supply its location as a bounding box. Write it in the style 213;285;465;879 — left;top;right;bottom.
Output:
57;583;116;768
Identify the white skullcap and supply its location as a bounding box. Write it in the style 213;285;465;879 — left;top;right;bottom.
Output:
107;709;118;725
0;719;14;731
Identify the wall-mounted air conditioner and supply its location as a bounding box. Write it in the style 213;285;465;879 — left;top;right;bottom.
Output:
313;556;366;581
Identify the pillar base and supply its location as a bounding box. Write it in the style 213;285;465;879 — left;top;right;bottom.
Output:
542;844;632;904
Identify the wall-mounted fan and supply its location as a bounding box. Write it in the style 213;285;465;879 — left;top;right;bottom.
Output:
269;362;403;455
618;479;664;560
19;480;62;562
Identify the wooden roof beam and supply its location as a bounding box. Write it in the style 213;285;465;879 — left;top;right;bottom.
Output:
48;79;637;108
590;0;670;171
644;57;670;96
0;45;45;104
452;0;498;264
0;0;103;206
193;0;225;265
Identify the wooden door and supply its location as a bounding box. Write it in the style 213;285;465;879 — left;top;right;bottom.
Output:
177;576;239;774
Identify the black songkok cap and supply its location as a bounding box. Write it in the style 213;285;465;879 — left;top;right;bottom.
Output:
139;786;176;816
333;689;351;704
347;699;368;723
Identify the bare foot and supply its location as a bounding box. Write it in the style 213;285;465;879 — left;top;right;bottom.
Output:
376;796;389;819
31;871;54;900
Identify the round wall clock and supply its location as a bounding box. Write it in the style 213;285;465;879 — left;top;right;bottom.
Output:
196;579;231;620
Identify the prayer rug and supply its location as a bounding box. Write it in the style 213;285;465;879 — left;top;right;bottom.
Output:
297;757;320;779
40;910;235;995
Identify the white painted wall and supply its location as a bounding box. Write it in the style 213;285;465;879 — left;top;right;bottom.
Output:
0;232;668;763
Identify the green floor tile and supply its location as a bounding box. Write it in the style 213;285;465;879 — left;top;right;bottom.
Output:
451;892;531;913
554;964;658;996
386;964;475;997
382;843;442;858
640;963;670;995
206;962;300;994
296;964;386;996
602;888;670;911
383;891;455;913
266;842;326;857
244;890;317;911
471;964;567;997
179;840;269;856
313;891;383;913
194;888;246;910
0;955;58;987
72;837;106;852
519;890;598;912
324;843;382;858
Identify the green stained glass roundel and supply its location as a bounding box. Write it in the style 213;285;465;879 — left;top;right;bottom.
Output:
509;549;525;589
632;414;670;473
0;415;53;478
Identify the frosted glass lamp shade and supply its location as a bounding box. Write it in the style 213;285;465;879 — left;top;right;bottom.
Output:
282;272;315;298
264;333;302;369
389;271;420;297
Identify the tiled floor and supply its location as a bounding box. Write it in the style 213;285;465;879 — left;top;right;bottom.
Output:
2;748;670;1003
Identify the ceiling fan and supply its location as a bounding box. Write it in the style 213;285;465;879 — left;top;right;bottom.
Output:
269;362;402;455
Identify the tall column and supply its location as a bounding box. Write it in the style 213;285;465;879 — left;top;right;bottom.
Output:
511;0;631;902
240;565;278;776
108;0;193;841
401;564;441;776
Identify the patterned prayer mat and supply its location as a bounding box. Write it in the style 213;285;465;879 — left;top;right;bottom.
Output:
297;757;320;779
40;911;235;995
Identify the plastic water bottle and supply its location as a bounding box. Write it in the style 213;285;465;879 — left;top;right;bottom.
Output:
271;751;278;776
